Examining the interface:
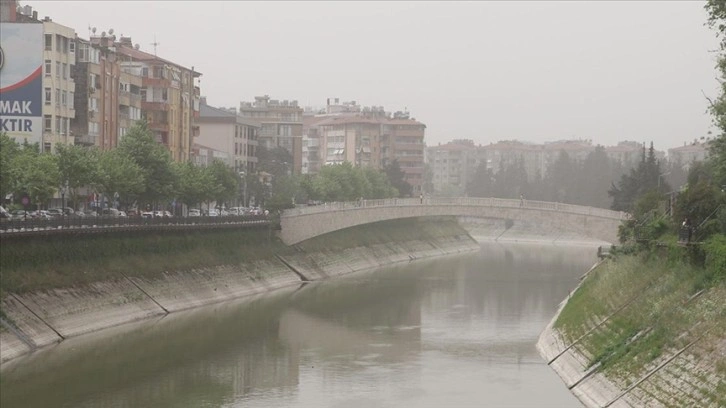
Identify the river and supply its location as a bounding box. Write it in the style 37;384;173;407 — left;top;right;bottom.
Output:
0;242;596;407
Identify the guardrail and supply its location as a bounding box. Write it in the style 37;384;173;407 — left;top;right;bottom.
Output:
0;215;270;235
282;197;629;220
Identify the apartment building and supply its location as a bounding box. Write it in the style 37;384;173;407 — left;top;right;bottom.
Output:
668;140;711;170
383;111;426;194
115;37;201;162
196;99;259;174
426;140;487;195
71;35;143;149
238;96;303;174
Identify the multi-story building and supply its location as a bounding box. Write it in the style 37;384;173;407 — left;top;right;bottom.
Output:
543;139;595;169
238;96;303;174
115;37;201;162
382;111;426;194
39;17;77;152
195;99;259;174
191;143;230;167
483;140;545;182
667;141;711;170
71;35;143;149
426;140;487;195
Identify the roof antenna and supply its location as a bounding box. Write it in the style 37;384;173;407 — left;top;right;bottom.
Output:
150;34;160;56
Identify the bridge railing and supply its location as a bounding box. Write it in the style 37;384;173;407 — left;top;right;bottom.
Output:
283;197;629;220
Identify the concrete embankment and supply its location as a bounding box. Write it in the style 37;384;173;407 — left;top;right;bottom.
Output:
0;217;478;365
536;256;725;407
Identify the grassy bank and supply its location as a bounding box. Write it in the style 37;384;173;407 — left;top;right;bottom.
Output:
0;226;288;296
553;242;725;406
0;216;467;297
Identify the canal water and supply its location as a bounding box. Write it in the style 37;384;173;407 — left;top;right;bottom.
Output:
0;242;596;407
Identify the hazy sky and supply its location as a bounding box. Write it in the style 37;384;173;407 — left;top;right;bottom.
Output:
26;1;721;150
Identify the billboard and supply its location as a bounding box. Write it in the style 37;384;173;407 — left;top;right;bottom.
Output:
0;23;43;144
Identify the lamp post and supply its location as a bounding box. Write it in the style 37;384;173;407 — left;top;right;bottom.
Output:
60;182;67;225
239;171;247;207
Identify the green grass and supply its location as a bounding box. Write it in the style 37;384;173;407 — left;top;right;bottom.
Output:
553;250;726;404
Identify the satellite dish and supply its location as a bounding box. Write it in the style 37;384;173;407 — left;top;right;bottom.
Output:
108;28;114;35
101;31;106;37
134;44;140;50
91;27;97;34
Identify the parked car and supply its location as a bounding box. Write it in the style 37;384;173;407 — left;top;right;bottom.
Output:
10;209;29;220
207;209;219;217
101;208;121;217
154;210;172;218
118;211;128;217
188;209;201;217
141;211;154;219
47;208;65;218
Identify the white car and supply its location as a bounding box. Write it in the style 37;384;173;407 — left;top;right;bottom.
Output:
188;209;201;217
207;209;219;217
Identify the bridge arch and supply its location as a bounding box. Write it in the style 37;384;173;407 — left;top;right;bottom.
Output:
279;197;627;245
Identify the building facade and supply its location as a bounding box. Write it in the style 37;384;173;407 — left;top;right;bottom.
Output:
115;37;201;162
196;100;259;174
238;96;303;174
426;140;487;195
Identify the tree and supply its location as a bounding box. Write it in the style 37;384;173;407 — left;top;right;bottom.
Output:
12;147;58;210
116;121;177;207
96;149;145;210
384;159;412;197
466;163;495;197
0;133;20;202
56;143;99;209
173;161;211;210
206;159;239;208
609;143;668;212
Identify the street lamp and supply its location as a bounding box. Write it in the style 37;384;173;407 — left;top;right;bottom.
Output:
60;182;67;224
239;171;247;207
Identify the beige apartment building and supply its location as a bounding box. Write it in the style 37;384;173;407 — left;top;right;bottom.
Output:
668;141;710;170
115;38;201;162
41;18;77;152
238;96;303;174
196;99;259;174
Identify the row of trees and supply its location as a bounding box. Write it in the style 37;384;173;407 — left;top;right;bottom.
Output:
1;123;241;213
463;144;686;210
1;121;413;214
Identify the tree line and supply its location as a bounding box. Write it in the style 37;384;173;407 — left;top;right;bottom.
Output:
0;121;411;214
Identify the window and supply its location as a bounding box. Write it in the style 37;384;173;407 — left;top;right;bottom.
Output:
55;34;62;52
45;34;52;51
55;62;60;78
55;117;61;134
89;74;95;89
55;88;60;105
62;37;69;54
44;60;51;76
69;92;74;109
61;90;67;106
62;63;67;79
69;40;75;53
44;115;52;132
44;142;52;153
45;88;51;105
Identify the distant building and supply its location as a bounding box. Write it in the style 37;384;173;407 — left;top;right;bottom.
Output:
238;95;303;175
302;99;426;194
191;143;230;167
426;139;487;194
483;140;545;182
668;140;711;170
196;99;259;174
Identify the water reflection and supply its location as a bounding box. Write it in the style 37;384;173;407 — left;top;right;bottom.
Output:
1;242;595;407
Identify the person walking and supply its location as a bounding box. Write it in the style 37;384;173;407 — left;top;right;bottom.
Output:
420;193;424;204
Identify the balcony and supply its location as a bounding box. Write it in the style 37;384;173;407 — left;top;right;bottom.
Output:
142;76;171;88
148;121;169;132
142;101;170;112
75;134;97;146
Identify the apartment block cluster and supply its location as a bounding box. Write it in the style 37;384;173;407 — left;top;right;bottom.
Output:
426;138;712;194
0;3;426;192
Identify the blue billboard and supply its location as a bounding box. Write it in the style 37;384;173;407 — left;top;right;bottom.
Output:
0;23;43;144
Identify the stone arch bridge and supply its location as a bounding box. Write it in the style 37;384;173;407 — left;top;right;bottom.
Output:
279;197;628;245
